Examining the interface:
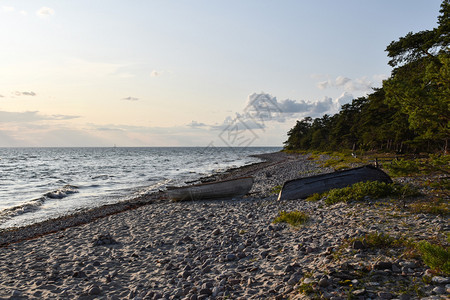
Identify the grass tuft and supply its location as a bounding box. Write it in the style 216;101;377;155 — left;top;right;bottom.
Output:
273;210;309;227
270;185;282;195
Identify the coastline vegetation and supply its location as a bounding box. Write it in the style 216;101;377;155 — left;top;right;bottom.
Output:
283;1;449;155
306;181;421;205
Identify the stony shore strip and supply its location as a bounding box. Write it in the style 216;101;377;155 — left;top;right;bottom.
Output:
0;152;448;299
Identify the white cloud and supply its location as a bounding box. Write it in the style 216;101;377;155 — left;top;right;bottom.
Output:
334;92;354;107
151;70;160;77
19;10;28;16
315;75;386;94
0;111;79;123
335;76;351;87
36;7;55;18
122;96;139;101
317;80;330;90
2;6;15;13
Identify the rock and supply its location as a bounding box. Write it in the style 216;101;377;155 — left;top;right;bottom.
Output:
92;233;117;246
378;292;393;299
392;264;401;273
179;270;191;278
226;253;237;261
432;276;449;285
373;261;392;270
306;246;315;254
303;277;315;284
87;285;101;296
432;286;446;294
352;289;365;296
398;294;410;300
260;250;270;258
189;294;198;300
352;240;365;250
10;290;22;297
284;264;296;273
400;261;417;269
198;288;212;296
212;286;220;297
318;277;329;287
72;270;87;278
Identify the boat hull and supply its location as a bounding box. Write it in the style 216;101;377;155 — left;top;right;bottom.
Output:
278;165;392;201
167;177;254;201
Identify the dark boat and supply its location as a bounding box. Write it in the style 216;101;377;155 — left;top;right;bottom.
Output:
167;176;254;202
278;165;392;200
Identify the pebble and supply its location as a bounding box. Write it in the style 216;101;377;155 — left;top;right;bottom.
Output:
0;152;447;300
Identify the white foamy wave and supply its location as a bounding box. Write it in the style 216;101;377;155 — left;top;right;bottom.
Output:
0;197;46;224
0;185;79;225
44;185;79;199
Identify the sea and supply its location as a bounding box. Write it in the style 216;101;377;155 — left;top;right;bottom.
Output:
0;147;280;229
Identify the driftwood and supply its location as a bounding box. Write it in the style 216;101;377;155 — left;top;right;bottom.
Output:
278;165;392;201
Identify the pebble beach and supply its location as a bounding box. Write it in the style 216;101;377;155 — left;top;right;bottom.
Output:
0;152;448;299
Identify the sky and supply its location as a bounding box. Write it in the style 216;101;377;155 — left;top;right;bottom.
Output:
0;0;443;147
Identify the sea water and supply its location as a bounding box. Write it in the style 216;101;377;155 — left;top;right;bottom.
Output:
0;147;280;229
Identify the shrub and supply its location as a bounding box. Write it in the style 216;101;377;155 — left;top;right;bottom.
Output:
417;241;450;275
317;181;420;205
409;199;450;216
273;210;309;227
386;159;421;176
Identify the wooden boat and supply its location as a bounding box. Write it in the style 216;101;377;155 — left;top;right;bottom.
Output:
166;176;254;201
278;165;392;201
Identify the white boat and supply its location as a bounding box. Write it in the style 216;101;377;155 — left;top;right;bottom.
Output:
166;177;254;201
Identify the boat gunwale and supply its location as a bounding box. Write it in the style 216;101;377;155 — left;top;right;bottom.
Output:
166;176;254;191
281;165;391;187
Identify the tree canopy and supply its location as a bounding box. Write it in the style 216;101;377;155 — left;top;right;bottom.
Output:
284;0;449;154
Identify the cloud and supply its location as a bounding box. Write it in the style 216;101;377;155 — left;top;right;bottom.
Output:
14;91;36;96
315;75;384;93
36;7;55;18
317;81;329;90
122;96;139;101
0;111;79;123
335;76;351;87
2;6;14;13
151;70;160;77
187;121;207;128
0;94;4;98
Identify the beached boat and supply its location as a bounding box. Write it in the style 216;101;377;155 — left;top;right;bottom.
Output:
278;165;392;201
166;176;254;201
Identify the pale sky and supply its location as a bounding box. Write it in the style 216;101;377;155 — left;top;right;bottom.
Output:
0;0;442;147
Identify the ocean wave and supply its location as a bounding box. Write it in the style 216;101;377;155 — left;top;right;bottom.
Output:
44;185;79;199
0;197;46;224
0;185;79;224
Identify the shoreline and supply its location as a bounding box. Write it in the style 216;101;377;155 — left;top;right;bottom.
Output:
0;151;448;299
0;151;296;247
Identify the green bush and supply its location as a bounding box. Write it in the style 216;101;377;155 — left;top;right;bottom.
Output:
417;241;450;275
273;210;309;227
321;181;420;205
386;159;421;176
